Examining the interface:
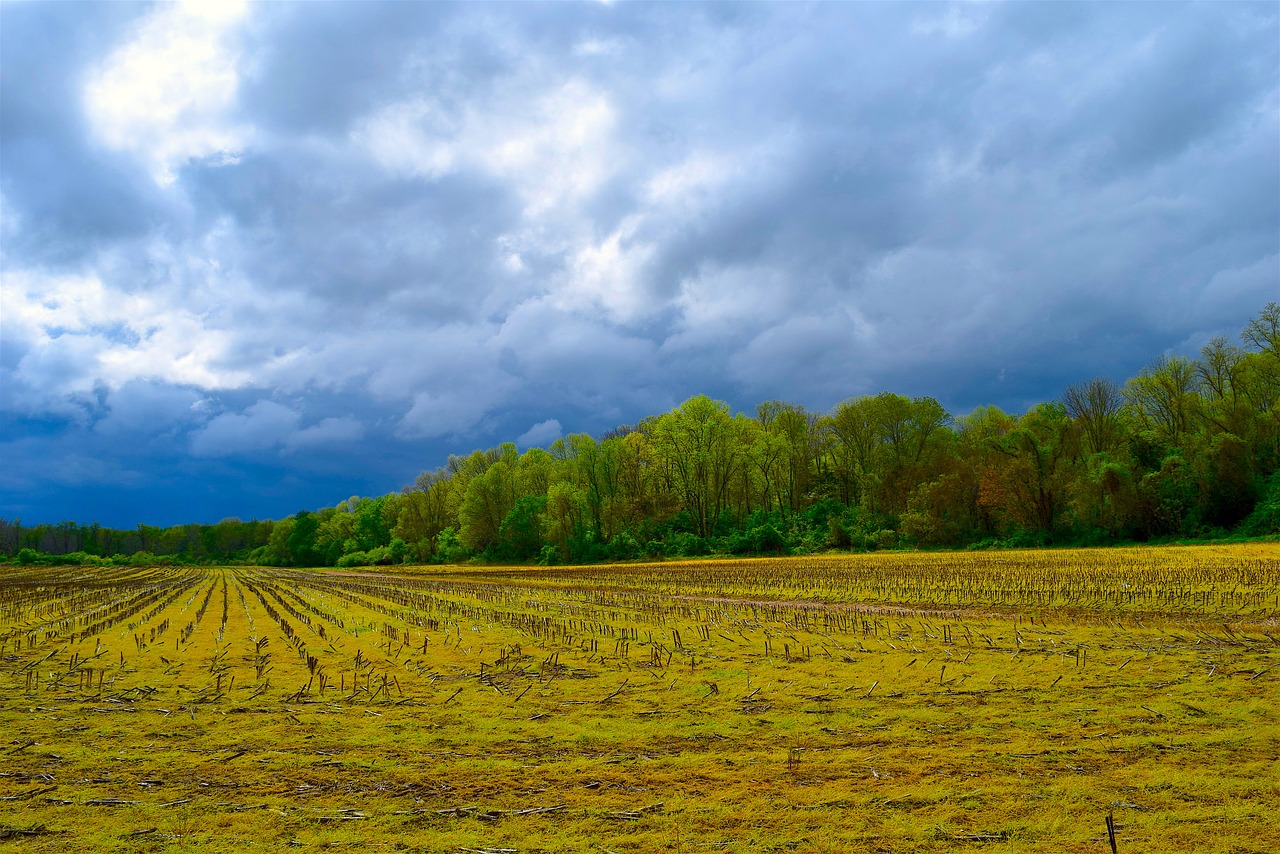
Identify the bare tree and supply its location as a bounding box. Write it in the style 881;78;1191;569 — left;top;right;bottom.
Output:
1062;377;1123;455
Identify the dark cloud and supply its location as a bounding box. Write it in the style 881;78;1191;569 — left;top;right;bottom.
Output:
1;1;1276;527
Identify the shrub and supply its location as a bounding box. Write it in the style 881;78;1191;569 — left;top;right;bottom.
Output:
606;532;640;561
826;515;853;548
1238;473;1280;536
869;529;898;550
434;528;469;564
664;532;707;557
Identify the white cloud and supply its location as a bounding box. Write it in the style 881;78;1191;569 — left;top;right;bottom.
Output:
728;312;872;397
674;265;795;333
188;402;365;457
83;0;251;184
494;79;618;217
5;333;107;420
516;418;563;449
0;190;20;242
94;381;204;436
190;400;299;457
354;98;459;180
496;298;656;387
644;151;735;208
357;324;506;401
2;268;253;405
354;77;618;216
573;37;623;58
398;389;504;440
911;4;991;40
559;221;657;323
554;140;792;324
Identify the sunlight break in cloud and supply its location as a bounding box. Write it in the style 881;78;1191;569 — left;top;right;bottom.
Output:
83;0;250;184
560;222;657;324
356;78;618;217
3;269;251;404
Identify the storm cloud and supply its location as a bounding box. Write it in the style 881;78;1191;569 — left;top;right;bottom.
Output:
2;1;1277;527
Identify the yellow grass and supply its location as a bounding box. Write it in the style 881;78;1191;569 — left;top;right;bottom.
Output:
0;545;1277;851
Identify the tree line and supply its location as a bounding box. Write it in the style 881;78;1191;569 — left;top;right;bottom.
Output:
4;304;1277;567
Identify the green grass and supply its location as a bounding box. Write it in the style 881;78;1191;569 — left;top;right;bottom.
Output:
1;545;1277;851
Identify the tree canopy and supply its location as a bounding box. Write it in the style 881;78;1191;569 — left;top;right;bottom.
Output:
5;304;1278;567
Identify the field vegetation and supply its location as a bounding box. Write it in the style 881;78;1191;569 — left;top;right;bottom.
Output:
1;545;1276;851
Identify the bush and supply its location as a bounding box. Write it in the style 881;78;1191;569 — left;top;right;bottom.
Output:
1002;530;1047;549
52;551;108;566
1238;473;1280;536
802;500;844;531
664;532;707;557
826;515;853;548
869;529;898;550
337;545;395;568
336;551;371;568
606;532;640;561
725;529;754;555
434;528;469;564
755;524;788;554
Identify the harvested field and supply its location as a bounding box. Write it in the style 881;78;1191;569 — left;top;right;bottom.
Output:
1;545;1277;852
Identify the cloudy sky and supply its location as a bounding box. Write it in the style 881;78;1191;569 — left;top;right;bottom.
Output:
2;1;1277;528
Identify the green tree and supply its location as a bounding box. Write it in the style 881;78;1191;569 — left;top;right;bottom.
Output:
1124;355;1202;444
458;460;518;552
266;517;296;566
496;495;547;560
757;401;820;516
985;403;1078;536
860;393;952;516
286;511;322;567
314;506;357;565
395;477;454;561
650;396;745;538
543;481;588;560
825;396;881;508
1242;302;1280;356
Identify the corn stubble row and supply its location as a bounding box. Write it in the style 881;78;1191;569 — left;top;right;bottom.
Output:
0;545;1275;852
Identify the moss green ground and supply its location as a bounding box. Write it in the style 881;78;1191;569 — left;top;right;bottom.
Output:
1;545;1276;852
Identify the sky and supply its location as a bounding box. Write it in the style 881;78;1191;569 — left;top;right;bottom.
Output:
1;1;1277;529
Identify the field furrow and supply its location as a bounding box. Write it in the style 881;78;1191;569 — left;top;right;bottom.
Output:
0;546;1276;852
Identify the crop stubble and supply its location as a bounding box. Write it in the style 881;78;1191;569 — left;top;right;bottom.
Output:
0;545;1276;852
